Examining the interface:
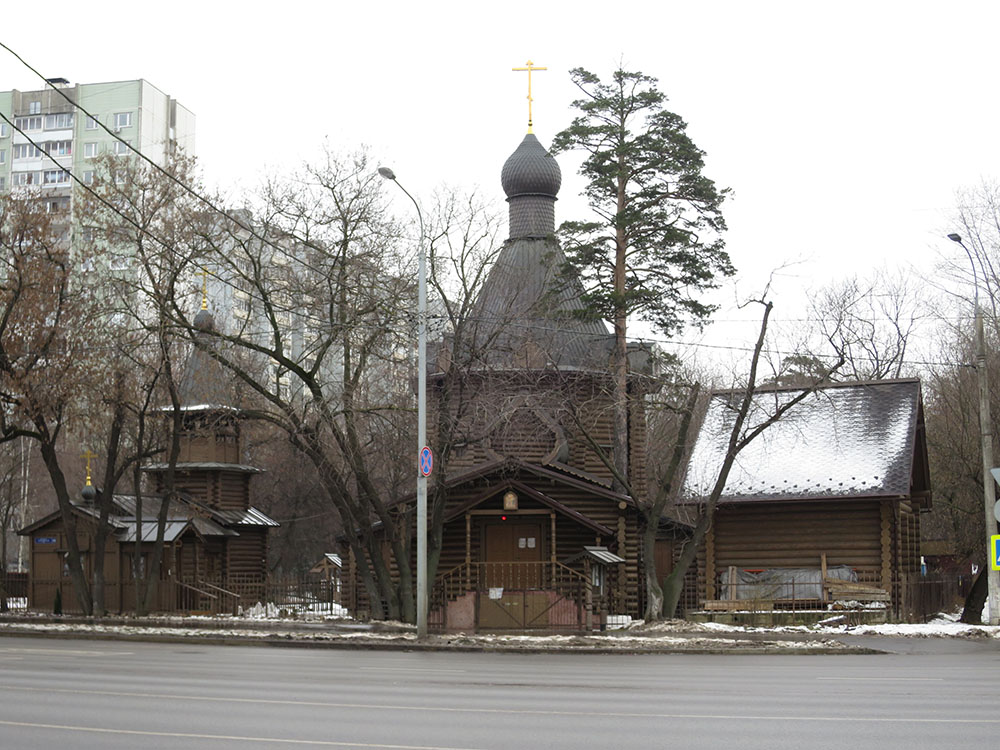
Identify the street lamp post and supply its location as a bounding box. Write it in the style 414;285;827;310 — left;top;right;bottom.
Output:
948;232;1000;626
379;166;428;637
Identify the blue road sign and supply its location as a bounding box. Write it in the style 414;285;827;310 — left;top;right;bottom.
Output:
992;535;1000;572
419;446;433;477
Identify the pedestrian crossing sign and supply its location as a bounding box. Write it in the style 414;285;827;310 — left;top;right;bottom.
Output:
992;535;1000;571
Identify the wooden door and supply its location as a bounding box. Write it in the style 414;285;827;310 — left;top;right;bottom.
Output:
483;522;543;588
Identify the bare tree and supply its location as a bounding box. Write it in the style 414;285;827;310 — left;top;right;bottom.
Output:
811;267;924;381
0;192;104;613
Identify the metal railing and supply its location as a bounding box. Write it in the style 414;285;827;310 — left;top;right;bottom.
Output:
429;561;599;632
697;574;971;622
14;574;344;617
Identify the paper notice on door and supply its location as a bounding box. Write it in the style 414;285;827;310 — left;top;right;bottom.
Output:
489;587;504;599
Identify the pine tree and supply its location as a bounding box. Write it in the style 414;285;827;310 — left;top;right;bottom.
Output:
552;66;732;490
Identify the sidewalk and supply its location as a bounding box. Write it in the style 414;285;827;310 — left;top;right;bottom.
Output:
0;612;877;654
2;611;995;654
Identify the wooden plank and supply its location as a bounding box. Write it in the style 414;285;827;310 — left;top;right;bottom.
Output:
703;599;774;611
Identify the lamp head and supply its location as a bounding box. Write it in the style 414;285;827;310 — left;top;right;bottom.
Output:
377;167;396;181
947;233;963;243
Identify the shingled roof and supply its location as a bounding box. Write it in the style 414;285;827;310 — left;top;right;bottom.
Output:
681;378;928;504
467;133;614;370
176;308;233;409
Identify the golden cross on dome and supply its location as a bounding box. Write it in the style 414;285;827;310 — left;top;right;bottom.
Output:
512;60;547;134
200;267;209;311
81;449;97;487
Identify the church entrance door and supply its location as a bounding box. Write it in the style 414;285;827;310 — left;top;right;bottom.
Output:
479;521;547;629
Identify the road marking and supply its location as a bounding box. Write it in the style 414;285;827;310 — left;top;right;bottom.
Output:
362;667;468;673
0;721;480;749
0;647;133;656
3;684;998;725
817;677;944;681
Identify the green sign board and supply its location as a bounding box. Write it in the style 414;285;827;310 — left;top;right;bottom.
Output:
992;535;1000;571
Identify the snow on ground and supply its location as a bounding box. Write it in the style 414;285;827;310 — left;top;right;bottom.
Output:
626;610;1000;639
1;606;997;646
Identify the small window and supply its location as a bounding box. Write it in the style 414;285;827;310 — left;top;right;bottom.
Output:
12;172;38;186
112;140;130;156
28;101;41;115
14;116;41;131
44;113;73;130
13;144;41;159
0;149;5;164
82;170;94;184
45;140;71;156
84;142;99;158
0;177;5;190
0;123;8;137
43;169;70;185
113;112;132;129
85;115;99;130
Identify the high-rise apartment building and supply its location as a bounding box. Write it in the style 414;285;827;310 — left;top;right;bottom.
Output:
0;77;195;209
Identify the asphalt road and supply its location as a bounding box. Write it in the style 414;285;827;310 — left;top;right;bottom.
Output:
0;635;998;749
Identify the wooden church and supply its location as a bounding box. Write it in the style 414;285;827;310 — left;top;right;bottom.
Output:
18;307;277;613
340;127;660;630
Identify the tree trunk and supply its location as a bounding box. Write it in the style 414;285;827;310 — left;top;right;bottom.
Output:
91;379;127;617
0;528;8;613
611;155;629;494
39;439;92;615
960;568;987;624
642;385;700;620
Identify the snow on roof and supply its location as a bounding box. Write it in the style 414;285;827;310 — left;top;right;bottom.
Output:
682;379;922;503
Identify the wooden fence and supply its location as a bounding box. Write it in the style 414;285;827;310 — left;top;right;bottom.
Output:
16;574;343;617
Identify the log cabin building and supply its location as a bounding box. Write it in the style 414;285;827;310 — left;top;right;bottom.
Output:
18;308;277;613
679;378;931;617
341;128;659;630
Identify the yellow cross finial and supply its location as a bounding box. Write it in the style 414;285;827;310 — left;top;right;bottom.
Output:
81;449;97;487
201;267;209;311
512;60;547;134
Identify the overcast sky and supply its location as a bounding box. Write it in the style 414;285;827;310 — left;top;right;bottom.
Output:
1;0;994;371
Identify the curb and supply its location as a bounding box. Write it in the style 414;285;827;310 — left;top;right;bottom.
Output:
0;625;882;655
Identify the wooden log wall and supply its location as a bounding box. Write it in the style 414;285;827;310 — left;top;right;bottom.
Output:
153;470;250;511
226;529;267;579
699;500;886;600
431;372;649;497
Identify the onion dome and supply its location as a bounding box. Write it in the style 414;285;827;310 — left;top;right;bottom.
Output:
501;134;561;240
81;484;97;503
501;133;561;200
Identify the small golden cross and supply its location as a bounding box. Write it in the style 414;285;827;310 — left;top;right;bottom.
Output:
512;60;547;133
200;267;209;311
81;449;97;487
